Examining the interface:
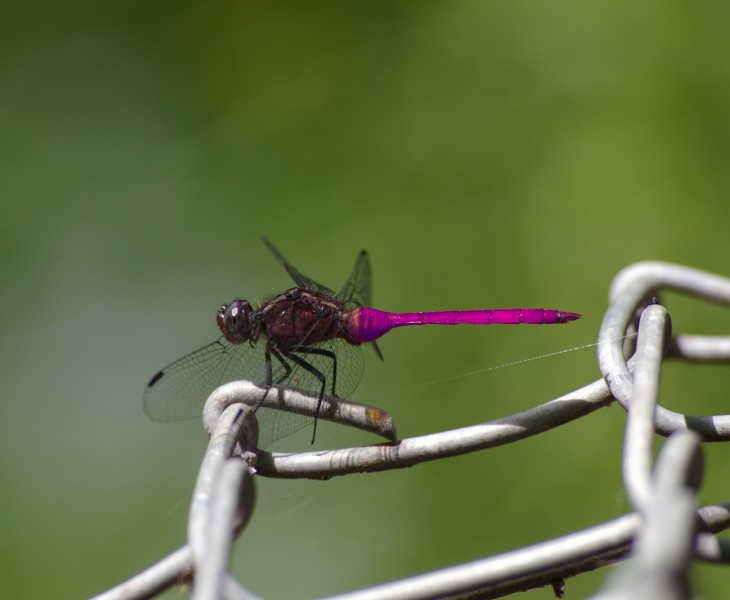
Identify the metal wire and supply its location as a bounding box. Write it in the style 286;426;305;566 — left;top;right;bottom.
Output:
621;305;671;513
91;260;730;600
598;261;730;440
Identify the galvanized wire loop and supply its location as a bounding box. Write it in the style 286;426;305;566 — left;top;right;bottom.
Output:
257;375;617;478
92;261;730;600
189;404;259;600
592;431;703;600
203;380;397;449
622;305;671;512
598;261;730;440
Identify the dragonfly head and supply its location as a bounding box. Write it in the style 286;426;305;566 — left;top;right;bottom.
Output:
217;299;254;344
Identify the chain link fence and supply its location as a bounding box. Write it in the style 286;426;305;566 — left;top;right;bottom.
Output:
91;261;730;600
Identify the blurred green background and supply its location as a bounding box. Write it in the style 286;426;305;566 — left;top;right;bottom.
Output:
3;2;730;598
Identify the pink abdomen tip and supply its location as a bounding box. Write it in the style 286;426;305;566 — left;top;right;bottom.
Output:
557;311;582;323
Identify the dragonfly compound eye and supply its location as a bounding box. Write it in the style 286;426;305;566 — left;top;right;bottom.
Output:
217;299;254;343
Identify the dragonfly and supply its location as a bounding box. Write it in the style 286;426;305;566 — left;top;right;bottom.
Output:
143;238;581;446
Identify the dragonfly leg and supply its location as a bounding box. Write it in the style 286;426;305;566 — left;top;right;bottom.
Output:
294;347;338;397
286;351;328;444
270;347;292;385
254;345;292;413
371;340;384;361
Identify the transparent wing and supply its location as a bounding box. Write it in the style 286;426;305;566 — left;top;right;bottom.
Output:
336;249;384;360
142;338;278;422
143;336;364;447
337;249;372;308
262;236;336;296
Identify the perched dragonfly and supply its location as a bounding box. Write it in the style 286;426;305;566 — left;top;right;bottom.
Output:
143;238;580;445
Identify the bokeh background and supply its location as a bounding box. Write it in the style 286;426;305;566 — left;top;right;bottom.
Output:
3;2;730;598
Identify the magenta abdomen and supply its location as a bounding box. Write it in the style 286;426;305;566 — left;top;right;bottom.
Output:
349;307;581;343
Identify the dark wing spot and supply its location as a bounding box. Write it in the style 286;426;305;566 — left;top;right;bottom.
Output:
147;370;165;388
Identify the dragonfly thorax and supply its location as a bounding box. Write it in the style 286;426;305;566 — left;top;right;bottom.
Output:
217;299;255;344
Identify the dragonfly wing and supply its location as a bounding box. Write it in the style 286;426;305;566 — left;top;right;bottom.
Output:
337;249;372;307
142;335;324;448
142;338;284;421
262;236;336;296
336;250;383;359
